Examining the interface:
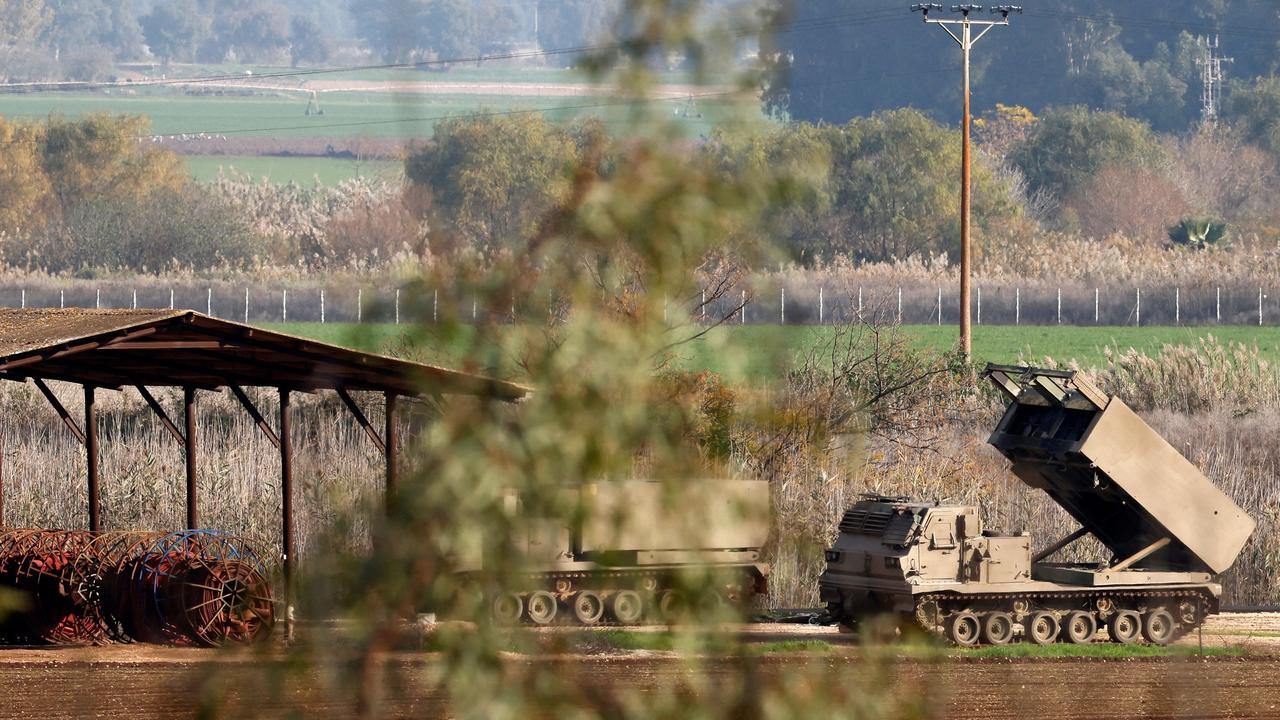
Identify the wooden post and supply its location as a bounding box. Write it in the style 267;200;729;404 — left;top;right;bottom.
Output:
385;393;398;514
279;388;294;639
85;386;99;532
184;387;198;529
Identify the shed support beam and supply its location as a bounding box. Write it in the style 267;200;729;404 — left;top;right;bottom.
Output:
136;386;184;444
385;392;398;513
184;387;198;529
279;388;294;640
337;388;385;453
34;378;86;446
85;385;100;532
229;384;281;449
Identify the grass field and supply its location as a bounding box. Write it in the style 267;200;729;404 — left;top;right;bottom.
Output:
0;89;737;141
185;155;401;185
268;322;1280;381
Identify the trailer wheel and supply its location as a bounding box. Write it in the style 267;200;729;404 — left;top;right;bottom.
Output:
947;612;981;647
491;593;523;625
658;590;686;622
1142;608;1175;646
1023;611;1058;645
1062;611;1097;644
572;591;605;625
526;591;558;625
1107;610;1141;644
980;612;1015;646
610;590;644;624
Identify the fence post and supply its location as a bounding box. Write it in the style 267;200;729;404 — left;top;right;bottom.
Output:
357;288;363;324
1094;288;1099;325
858;287;863;321
20;289;24;309
320;289;326;324
1216;287;1221;323
60;290;64;309
701;289;706;324
95;288;100;309
976;287;981;325
472;295;477;324
1057;288;1062;325
1015;288;1020;326
781;288;786;325
244;288;249;323
1260;288;1264;327
433;289;438;325
169;288;174;310
897;288;902;324
936;287;942;326
132;289;137;310
819;287;824;325
741;289;746;325
1136;287;1141;327
396;289;401;325
1175;287;1180;325
282;289;288;322
207;288;212;316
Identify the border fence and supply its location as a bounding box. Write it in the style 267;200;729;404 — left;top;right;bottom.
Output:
0;280;1275;327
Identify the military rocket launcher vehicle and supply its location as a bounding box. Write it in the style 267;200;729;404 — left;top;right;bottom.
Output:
819;365;1255;646
468;479;771;626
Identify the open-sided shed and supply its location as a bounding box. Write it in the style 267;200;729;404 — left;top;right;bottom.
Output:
0;308;527;588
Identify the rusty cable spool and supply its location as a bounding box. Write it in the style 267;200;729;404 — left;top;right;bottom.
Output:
0;529;276;647
131;530;276;647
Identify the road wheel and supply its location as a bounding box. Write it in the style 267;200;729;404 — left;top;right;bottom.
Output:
947;611;981;647
491;593;523;625
1023;611;1058;645
1107;610;1141;644
610;590;644;624
1062;611;1097;644
572;591;605;626
658;590;686;623
526;591;558;626
981;612;1015;646
1142;608;1176;646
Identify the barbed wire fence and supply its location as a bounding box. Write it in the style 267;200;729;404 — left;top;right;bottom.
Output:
0;280;1273;327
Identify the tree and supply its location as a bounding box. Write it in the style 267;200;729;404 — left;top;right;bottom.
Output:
1068;164;1189;242
45;0;144;60
0;0;52;46
0;118;52;235
404;113;580;254
350;0;514;63
289;15;330;66
40;114;188;209
536;0;618;64
1225;76;1280;158
141;0;204;66
1010;106;1166;202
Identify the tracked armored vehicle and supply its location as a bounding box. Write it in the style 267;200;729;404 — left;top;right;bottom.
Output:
819;365;1255;646
473;479;771;626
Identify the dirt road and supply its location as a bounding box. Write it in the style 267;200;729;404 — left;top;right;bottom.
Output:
2;614;1279;719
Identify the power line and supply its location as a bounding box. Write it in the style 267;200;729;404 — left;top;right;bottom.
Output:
0;65;961;147
0;9;906;96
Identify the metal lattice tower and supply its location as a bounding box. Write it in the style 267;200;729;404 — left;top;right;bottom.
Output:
1196;35;1233;123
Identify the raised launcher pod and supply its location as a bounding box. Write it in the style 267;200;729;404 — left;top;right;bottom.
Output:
986;364;1254;583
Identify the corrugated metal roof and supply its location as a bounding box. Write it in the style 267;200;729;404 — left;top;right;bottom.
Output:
0;309;528;400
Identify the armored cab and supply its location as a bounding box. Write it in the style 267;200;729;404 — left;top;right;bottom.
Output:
820;365;1255;647
476;479;771;626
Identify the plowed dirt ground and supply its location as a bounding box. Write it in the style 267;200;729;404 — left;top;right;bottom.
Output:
2;613;1279;719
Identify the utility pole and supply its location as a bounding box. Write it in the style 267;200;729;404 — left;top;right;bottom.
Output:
1196;35;1233;124
912;4;1020;359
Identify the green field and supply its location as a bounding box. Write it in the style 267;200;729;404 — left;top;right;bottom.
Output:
267;323;1280;381
185;155;401;185
0;89;739;141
